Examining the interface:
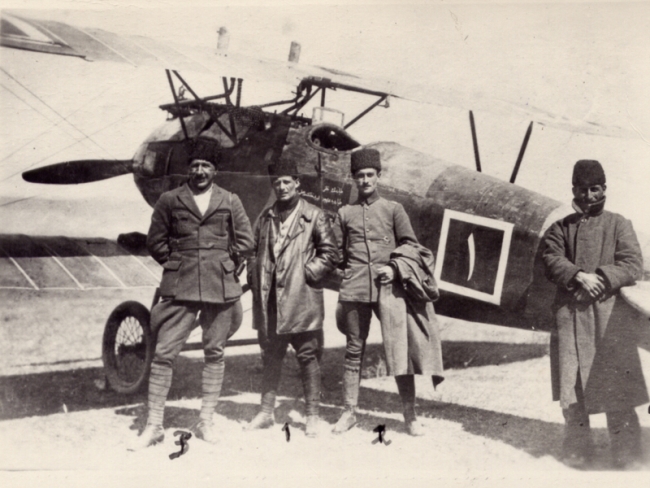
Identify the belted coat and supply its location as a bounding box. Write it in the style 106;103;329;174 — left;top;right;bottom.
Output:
543;208;648;413
248;198;339;335
147;183;254;303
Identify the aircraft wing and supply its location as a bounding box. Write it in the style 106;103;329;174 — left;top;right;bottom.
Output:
621;282;650;321
0;234;161;290
1;11;637;140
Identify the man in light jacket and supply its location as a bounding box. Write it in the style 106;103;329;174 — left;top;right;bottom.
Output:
543;159;647;469
246;160;338;437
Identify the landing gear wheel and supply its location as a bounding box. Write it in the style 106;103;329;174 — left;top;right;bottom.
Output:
102;301;154;394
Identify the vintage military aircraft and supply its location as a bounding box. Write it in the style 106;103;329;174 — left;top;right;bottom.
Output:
2;11;648;393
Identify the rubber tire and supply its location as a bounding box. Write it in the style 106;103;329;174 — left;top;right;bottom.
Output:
102;301;153;394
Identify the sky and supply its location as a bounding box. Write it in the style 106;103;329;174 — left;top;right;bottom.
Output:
1;0;649;236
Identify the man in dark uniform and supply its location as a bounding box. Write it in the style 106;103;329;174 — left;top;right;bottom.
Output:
130;150;254;449
245;160;338;437
333;148;426;436
543;160;647;469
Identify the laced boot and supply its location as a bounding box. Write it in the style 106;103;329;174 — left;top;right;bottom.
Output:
396;375;425;436
246;408;275;430
128;362;171;451
194;419;219;444
246;357;281;430
305;415;320;438
128;423;165;451
333;361;361;434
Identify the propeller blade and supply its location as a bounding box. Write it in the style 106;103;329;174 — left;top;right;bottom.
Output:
22;160;134;184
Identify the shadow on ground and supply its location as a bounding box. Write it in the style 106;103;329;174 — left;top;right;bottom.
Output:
0;341;548;420
3;341;646;470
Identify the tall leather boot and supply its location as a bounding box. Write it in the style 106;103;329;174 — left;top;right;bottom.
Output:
562;402;594;468
396;375;424;436
333;360;361;434
301;359;321;438
194;361;224;444
246;354;282;430
607;409;643;469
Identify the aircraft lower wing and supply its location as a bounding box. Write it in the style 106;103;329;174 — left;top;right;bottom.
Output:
621;282;650;321
0;234;161;290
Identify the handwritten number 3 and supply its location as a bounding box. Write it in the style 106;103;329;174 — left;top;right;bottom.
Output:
169;430;192;460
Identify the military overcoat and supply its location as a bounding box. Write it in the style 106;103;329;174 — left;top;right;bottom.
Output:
543;209;648;413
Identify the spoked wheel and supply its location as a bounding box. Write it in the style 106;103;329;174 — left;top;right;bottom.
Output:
102;301;154;394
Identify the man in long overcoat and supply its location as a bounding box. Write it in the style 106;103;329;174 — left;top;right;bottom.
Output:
245;160;338;437
130;150;254;449
543;159;648;469
332;148;431;436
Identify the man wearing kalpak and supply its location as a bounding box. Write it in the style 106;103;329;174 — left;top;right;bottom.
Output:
543;159;647;469
130;147;254;449
333;147;444;436
246;159;338;437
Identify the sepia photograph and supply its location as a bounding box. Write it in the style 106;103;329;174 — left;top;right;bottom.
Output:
1;0;649;486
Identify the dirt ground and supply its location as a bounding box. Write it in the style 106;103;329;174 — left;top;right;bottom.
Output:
1;288;649;487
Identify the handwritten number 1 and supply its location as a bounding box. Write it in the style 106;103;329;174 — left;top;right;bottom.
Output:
372;424;391;446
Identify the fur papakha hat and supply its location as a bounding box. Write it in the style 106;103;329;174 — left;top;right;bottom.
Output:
572;159;606;187
268;159;299;177
189;139;220;168
350;148;381;174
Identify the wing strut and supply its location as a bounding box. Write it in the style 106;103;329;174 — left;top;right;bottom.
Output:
469;111;482;172
509;122;533;184
166;69;189;140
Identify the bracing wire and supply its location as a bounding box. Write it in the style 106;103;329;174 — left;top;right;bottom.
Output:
0;92;167;183
0;82;117;166
0;67;114;159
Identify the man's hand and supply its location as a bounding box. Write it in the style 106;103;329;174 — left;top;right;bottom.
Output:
574;271;607;299
378;265;395;284
572;287;591;302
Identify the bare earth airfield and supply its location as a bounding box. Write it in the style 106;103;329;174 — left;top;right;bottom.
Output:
1;3;650;485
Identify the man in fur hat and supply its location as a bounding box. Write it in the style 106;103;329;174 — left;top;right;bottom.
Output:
245;159;338;437
333;147;431;436
543;159;647;469
130;150;254;449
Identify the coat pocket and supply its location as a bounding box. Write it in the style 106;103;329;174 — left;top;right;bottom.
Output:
171;210;193;235
159;259;182;297
221;258;242;301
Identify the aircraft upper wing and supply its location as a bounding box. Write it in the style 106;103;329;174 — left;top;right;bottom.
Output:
0;234;161;290
1;11;638;140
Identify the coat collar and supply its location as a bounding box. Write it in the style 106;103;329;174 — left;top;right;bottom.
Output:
266;197;313;222
273;198;311;257
354;190;380;206
177;183;226;221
